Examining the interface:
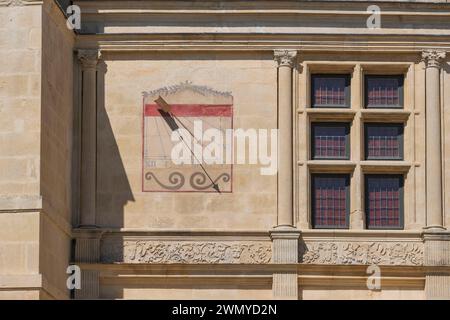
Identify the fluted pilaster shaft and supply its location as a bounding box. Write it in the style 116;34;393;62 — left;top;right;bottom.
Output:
274;50;297;226
422;50;446;230
77;49;101;227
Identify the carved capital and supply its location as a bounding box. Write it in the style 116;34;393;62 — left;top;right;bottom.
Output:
422;50;446;69
96;61;108;74
274;50;297;68
78;49;101;70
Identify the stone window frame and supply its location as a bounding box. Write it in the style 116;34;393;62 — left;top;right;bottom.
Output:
296;60;417;231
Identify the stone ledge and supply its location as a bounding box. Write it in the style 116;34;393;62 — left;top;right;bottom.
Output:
423;230;450;241
0;273;68;299
0;274;42;288
0;195;42;212
96;228;270;240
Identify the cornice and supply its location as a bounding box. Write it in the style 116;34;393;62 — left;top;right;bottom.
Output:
73;0;450;11
75;33;450;53
78;9;450;17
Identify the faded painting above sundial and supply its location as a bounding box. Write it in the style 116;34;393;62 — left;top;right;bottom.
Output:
142;81;233;193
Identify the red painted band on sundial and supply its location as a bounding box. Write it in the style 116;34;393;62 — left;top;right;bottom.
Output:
145;104;233;117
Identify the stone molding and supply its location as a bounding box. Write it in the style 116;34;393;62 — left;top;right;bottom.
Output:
300;241;424;266
101;240;272;264
0;0;42;6
76;35;450;53
274;50;297;68
0;195;42;212
422;49;446;68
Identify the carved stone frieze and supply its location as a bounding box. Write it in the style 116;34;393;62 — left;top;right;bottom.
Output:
102;240;272;264
300;241;423;266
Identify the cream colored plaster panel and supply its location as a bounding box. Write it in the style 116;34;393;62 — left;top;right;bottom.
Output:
97;51;278;230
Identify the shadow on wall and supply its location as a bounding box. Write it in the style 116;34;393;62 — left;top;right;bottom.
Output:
72;60;134;299
98;61;134;300
96;60;135;231
442;60;450;74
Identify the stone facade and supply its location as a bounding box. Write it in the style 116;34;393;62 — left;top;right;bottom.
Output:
1;0;450;299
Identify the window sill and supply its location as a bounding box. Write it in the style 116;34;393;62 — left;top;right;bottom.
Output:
300;229;422;238
306;108;356;121
307;160;356;173
360;109;411;122
360;161;412;173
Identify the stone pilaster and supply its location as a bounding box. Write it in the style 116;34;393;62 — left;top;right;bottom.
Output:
77;49;101;228
271;50;300;300
270;226;301;299
422;49;446;230
73;49;102;299
422;49;450;300
273;49;297;227
72;228;103;299
423;231;450;299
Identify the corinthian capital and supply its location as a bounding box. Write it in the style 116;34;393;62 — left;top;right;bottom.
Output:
274;50;297;68
78;49;101;69
422;50;446;68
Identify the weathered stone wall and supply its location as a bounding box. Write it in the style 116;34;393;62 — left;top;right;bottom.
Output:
39;0;75;299
0;0;75;299
0;3;42;299
1;0;450;300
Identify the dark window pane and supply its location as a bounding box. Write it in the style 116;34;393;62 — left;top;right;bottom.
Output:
366;175;403;229
365;124;403;160
312;174;349;228
312;123;349;159
365;75;403;108
312;75;350;107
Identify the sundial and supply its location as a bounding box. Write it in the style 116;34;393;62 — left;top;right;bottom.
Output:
142;81;233;193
